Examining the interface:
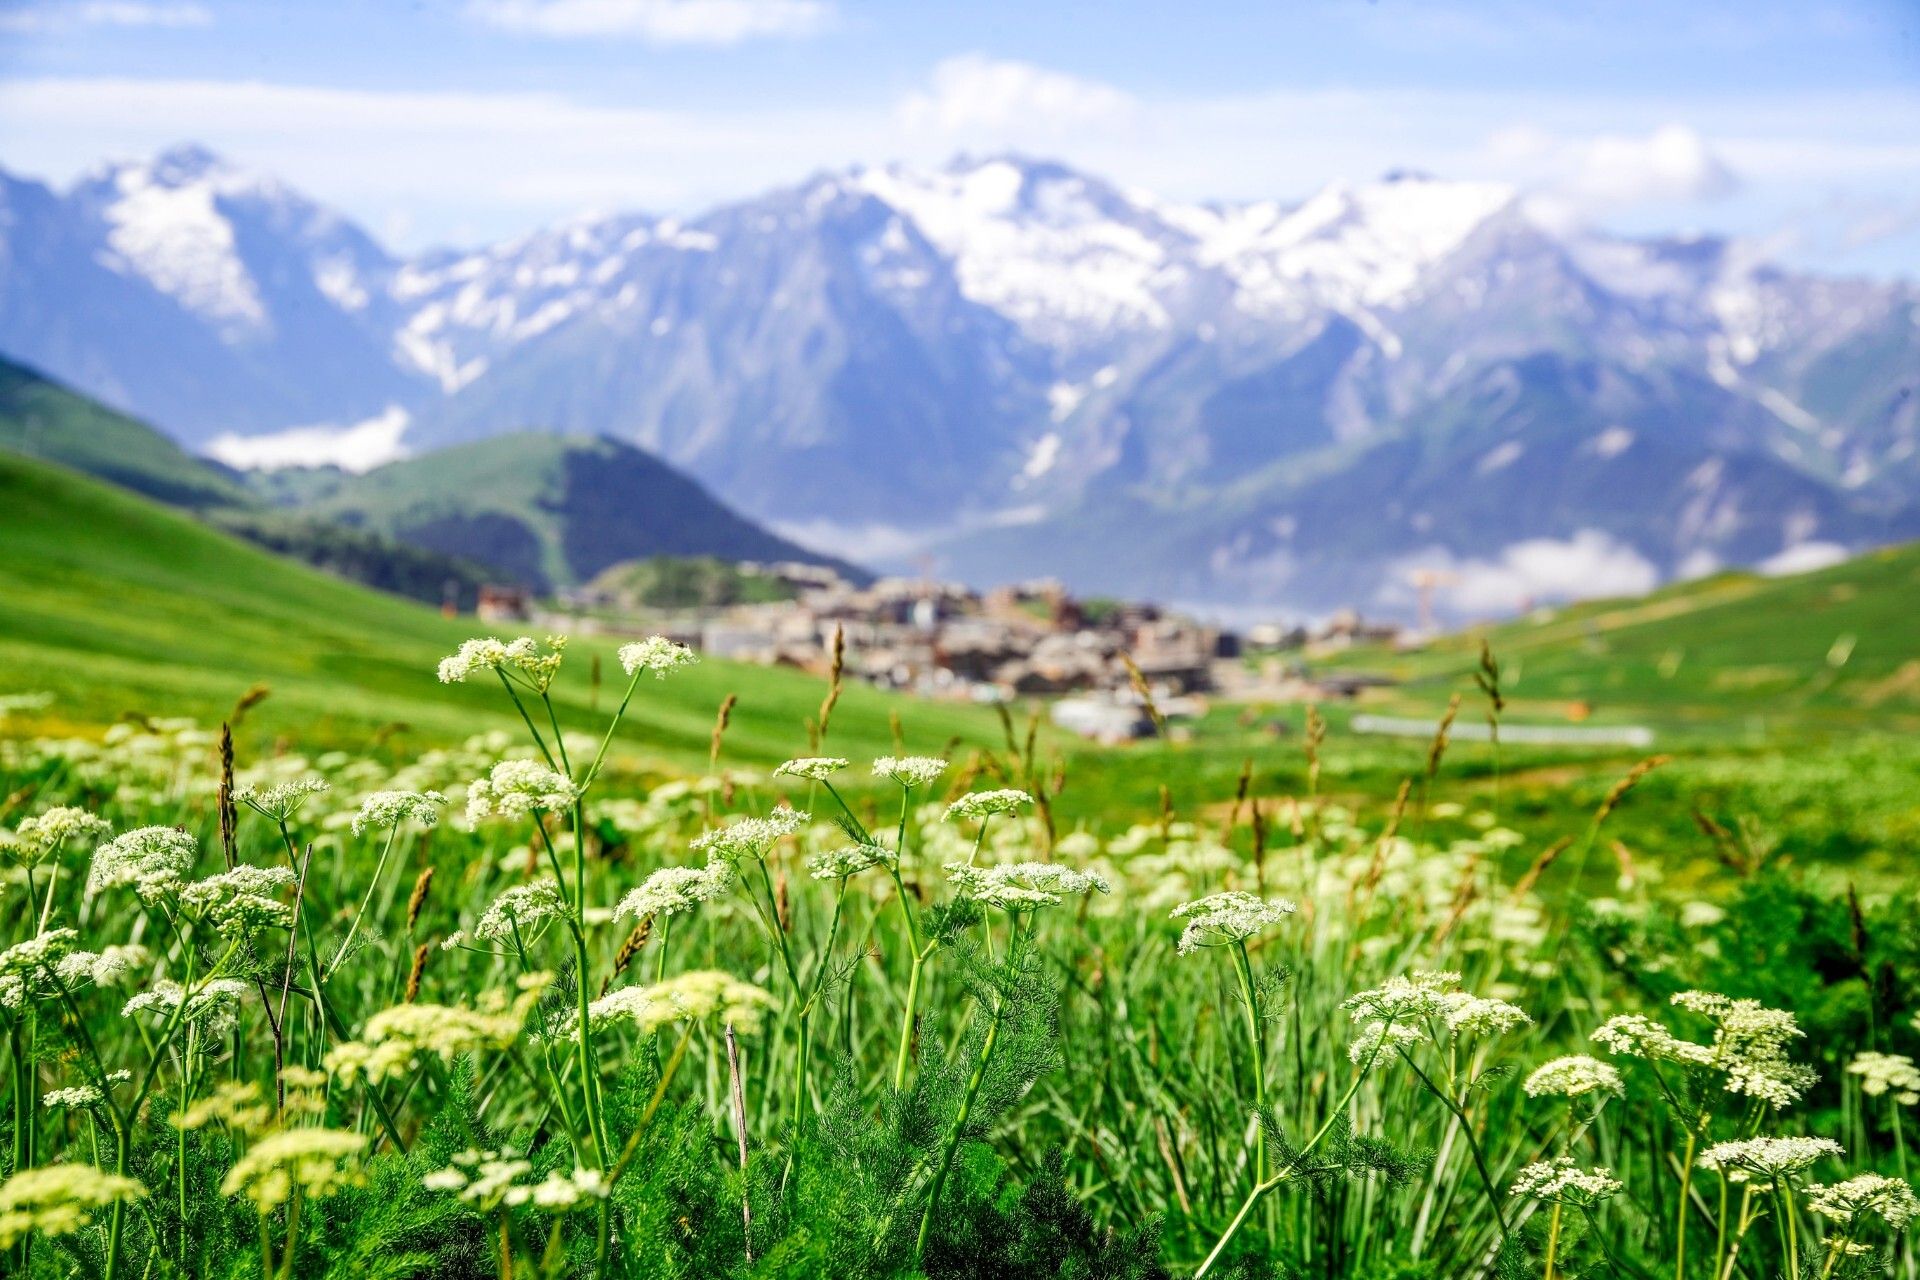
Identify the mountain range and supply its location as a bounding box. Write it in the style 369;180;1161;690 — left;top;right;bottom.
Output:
3;143;1916;617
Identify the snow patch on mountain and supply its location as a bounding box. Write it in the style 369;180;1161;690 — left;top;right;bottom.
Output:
94;161;266;333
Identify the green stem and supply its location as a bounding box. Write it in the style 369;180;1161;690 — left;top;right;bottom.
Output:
327;825;400;978
1230;942;1268;1183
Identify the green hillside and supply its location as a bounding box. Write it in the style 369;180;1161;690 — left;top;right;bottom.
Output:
0;354;251;509
0;450;995;767
294;432;862;591
1323;543;1920;740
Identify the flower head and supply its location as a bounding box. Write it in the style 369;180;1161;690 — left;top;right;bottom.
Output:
351;790;447;837
325;979;546;1084
89;826;196;903
123;979;250;1038
1848;1052;1920;1105
424;1149;609;1213
944;861;1109;910
577;971;775;1036
614;863;733;921
1170;891;1296;955
43;1085;104;1111
1440;991;1533;1037
1510;1158;1623;1206
617;636;698;678
945;789;1033;821
692;810;807;865
1349;1020;1424;1065
0;929;78;1009
774;757;849;782
473;879;569;942
873;756;948;788
180;865;295;936
1805;1173;1919;1231
466;760;580;824
235;778;330;823
1696;1136;1843;1185
807;843;896;880
0;1164;147;1248
7;807;111;864
1525;1055;1625;1099
1342;971;1462;1023
438;636;550;684
220;1129;366;1212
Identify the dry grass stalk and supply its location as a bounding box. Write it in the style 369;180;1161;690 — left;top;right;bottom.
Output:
1304;705;1326;796
1596;754;1672;824
709;693;737;771
404;943;430;1003
1122;653;1168;740
1425;694;1462;782
1363;779;1413;895
817;625;845;743
1509;835;1574;901
406;866;434;933
217;721;237;870
602;916;653;996
229;683;270;727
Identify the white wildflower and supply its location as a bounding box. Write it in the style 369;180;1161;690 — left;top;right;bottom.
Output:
179;865;295;935
0;929;78;1009
1525;1055;1626;1099
123;978;250;1037
325;978;547;1084
1441;991;1533;1037
1805;1173;1919;1231
616;636;698;678
945;789;1033;821
807;843;896;880
1171;891;1297;954
1510;1158;1623;1206
235;778;330;823
8;807;111;863
350;790;447;837
1696;1136;1843;1185
0;1164;147;1247
55;944;149;992
774;757;848;782
1343;971;1461;1023
577;971;775;1036
1591;1014;1716;1065
221;1128;366;1211
465;760;580;824
437;636;538;684
944;861;1110;910
872;756;948;788
42;1085;103;1110
1349;1020;1424;1065
1848;1052;1920;1105
691;810;807;865
474;879;569;942
88;826;196;903
614;863;733;921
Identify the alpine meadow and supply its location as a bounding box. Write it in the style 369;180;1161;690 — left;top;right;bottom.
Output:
5;2;1920;1278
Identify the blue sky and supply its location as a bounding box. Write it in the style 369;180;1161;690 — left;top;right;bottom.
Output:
2;0;1917;273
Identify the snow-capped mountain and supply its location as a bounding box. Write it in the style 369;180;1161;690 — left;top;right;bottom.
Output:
3;144;1915;616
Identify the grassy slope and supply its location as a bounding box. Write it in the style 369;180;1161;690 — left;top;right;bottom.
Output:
0;355;251;510
0;451;997;769
1318;543;1920;742
300;432;856;589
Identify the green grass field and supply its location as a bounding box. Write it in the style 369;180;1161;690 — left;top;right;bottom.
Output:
0;451;998;772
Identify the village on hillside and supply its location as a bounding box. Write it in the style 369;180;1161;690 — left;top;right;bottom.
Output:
481;560;1410;741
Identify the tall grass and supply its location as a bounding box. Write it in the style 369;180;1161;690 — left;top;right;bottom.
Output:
1;636;1916;1279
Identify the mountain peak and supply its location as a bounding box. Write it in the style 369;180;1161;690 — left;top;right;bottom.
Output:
150;142;231;185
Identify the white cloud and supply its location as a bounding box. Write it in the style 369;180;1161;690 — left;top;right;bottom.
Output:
0;2;210;31
1394;531;1661;615
205;406;411;473
899;56;1136;134
2;71;1914;264
466;0;830;43
1493;123;1739;226
1757;541;1850;576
